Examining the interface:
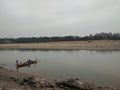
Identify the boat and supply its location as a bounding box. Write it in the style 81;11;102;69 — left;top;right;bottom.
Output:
16;60;37;68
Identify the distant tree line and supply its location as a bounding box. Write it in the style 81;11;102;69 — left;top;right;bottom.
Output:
0;32;120;44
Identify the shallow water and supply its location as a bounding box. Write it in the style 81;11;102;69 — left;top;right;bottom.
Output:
0;49;120;88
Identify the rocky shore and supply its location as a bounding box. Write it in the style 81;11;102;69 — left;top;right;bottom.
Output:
0;65;118;90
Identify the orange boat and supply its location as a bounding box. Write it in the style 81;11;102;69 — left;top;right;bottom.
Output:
16;60;37;68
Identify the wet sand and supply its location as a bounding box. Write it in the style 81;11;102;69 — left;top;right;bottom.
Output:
0;40;120;50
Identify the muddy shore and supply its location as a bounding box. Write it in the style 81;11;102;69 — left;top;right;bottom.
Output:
0;40;120;50
0;65;118;90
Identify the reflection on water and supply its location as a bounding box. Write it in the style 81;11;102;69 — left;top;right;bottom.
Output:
16;63;37;72
0;49;120;88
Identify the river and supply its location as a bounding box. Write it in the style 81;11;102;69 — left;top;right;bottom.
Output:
0;49;120;88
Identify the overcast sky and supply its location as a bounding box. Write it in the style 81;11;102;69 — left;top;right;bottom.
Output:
0;0;120;38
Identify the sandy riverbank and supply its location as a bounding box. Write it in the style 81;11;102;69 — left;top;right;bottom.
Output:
0;65;118;90
0;40;120;50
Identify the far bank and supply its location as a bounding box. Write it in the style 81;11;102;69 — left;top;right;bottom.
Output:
0;40;120;50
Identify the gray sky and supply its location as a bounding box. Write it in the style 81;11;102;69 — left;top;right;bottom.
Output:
0;0;120;38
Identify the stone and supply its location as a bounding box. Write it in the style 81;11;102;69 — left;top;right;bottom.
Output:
23;79;28;83
56;78;94;90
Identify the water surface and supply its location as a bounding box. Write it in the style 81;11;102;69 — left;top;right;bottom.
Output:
0;50;120;88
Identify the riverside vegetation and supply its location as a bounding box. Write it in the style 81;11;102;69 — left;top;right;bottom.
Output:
0;32;120;44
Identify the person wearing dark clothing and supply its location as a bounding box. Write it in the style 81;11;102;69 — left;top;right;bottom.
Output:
16;60;18;64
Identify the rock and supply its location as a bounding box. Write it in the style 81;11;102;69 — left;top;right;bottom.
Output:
9;76;16;80
21;76;41;88
20;82;24;85
64;87;68;90
21;77;57;89
27;76;39;83
97;86;103;90
23;79;28;83
56;78;94;90
9;76;20;82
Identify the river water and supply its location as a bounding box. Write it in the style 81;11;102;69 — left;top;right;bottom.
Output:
0;49;120;88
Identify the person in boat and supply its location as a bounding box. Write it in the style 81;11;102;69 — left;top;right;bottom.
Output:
16;60;18;64
27;59;31;63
